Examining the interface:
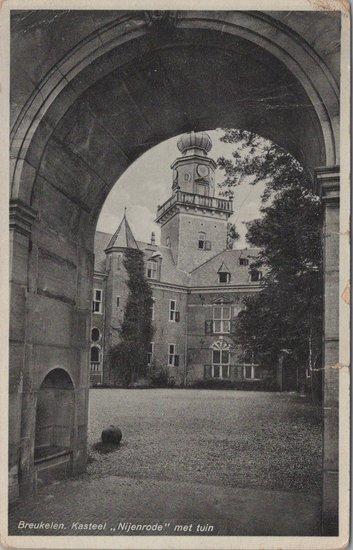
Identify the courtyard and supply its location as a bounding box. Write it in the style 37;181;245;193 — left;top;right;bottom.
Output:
9;389;323;536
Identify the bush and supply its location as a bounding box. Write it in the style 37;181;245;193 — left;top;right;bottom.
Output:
148;367;169;388
189;377;278;391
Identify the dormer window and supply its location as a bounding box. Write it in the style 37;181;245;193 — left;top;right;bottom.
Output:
147;260;157;279
239;257;249;266
217;262;231;284
219;272;230;283
250;269;262;282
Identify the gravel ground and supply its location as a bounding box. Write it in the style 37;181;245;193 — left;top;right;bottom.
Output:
87;389;323;495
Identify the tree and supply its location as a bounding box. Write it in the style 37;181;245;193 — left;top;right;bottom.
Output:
227;222;240;249
217;129;323;394
110;249;154;386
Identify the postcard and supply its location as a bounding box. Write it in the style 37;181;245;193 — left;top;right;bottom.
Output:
1;1;350;548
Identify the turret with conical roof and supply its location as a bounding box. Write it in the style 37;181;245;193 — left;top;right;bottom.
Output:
105;210;139;252
102;211;140;371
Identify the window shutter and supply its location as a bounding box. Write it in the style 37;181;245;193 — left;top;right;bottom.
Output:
205;320;213;335
230;319;237;334
174;355;179;367
175;311;180;322
205;241;212;251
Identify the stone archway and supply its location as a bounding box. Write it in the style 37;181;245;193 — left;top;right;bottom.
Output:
9;10;341;534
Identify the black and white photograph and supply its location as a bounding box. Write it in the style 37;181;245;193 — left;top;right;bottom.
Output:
3;2;350;548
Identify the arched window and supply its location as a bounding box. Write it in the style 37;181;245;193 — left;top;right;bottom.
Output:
211;341;231;379
91;346;100;363
91;328;100;342
198;232;206;249
166;236;171;247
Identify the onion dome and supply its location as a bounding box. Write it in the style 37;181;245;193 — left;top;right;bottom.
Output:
177;131;212;155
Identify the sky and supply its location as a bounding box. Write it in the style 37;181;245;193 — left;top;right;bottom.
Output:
97;129;266;249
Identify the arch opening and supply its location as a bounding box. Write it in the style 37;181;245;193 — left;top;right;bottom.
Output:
11;20;337;221
8;12;341;531
34;369;75;462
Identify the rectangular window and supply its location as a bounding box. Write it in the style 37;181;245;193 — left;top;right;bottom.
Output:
150;299;155;320
221;365;230;379
198;232;206;250
243;365;262;380
116;296;120;308
239;258;249;266
169;300;176;321
219;272;230;283
213;305;231;333
92;289;102;314
168;343;176;366
250;270;262;282
147;260;157;279
147;342;154;366
211;348;230;379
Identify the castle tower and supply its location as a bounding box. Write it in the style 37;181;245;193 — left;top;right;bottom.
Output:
102;212;139;383
155;131;233;273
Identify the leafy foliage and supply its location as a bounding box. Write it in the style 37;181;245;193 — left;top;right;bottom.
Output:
227;222;240;249
217;129;323;386
110;249;154;385
217;129;309;200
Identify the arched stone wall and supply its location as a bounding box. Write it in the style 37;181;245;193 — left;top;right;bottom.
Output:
10;11;339;205
9;10;341;534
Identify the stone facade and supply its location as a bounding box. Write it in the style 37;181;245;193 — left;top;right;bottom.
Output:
90;133;266;387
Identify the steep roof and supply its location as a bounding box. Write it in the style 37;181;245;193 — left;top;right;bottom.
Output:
106;214;139;250
94;228;261;288
189;248;261;287
158;246;190;286
94;231;111;271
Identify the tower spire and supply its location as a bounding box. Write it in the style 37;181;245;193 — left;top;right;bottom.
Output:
105;209;139;250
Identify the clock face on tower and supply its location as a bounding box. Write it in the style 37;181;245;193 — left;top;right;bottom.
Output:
197;164;210;178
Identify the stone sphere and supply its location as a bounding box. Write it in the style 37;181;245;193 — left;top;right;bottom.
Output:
101;425;122;446
177;131;212;155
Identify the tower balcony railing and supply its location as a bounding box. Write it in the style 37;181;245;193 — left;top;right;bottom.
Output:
155;191;233;222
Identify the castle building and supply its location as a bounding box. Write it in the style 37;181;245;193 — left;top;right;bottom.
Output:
90;132;267;387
